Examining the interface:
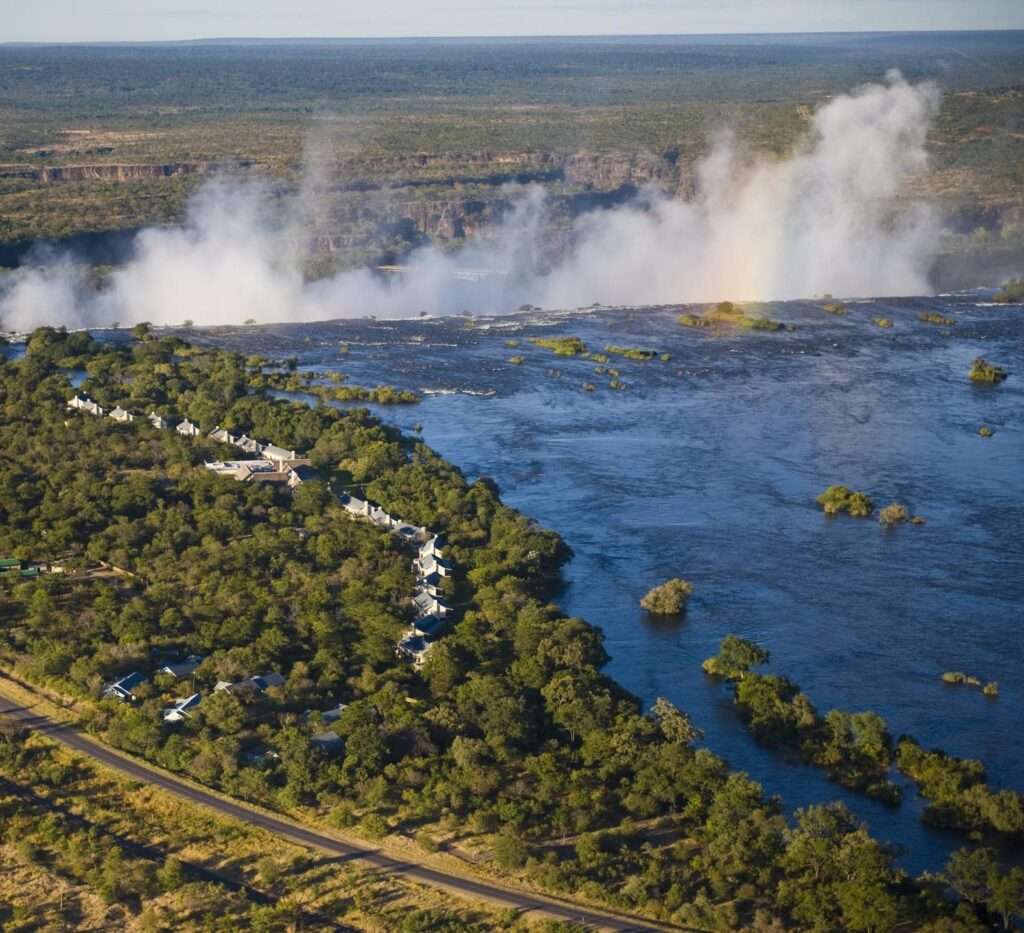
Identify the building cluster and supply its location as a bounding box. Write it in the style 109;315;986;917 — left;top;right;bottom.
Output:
101;658;291;724
71;392;460;754
66;395;314;488
0;558;61;580
340;495;455;669
101;653;205;721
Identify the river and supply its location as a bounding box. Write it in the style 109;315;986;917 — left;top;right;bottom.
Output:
193;291;1023;873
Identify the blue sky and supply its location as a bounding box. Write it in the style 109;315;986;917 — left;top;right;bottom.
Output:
6;0;1024;43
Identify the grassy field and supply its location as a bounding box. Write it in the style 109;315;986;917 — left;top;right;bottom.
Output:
0;730;556;932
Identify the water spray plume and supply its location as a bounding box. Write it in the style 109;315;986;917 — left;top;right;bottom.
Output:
0;72;941;331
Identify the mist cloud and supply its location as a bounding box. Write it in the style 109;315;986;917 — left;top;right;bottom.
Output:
0;71;941;331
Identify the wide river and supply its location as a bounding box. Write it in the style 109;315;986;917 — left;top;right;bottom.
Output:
199;292;1023;873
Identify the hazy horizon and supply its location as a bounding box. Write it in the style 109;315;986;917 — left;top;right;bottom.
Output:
4;0;1023;45
4;28;1024;47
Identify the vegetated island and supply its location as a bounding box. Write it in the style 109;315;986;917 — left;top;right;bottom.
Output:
702;636;902;804
678;301;784;331
703;636;1024;840
2;326;1022;930
527;335;587;356
821;301;849;316
604;345;670;362
919;311;955;326
942;671;999;696
878;502;910;526
816;484;874;517
248;363;420;405
969;357;1009;384
993;277;1024;303
640;578;694;615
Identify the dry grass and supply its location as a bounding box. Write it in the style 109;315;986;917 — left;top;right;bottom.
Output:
0;733;537;932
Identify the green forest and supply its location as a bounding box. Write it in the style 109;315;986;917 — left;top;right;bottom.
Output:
1;328;1022;930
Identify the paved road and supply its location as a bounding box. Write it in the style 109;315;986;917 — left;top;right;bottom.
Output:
0;689;669;932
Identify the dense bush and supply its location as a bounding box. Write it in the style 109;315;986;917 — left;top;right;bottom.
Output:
969;357;1008;383
640;578;693;615
897;738;1024;837
816;485;874;517
878;502;910;526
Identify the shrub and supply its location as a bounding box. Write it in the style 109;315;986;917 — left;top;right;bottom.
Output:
359;813;390;839
677;313;710;328
873;317;894;328
640;578;694;615
415;830;440;852
508;355;525;365
878;503;909;526
256;855;284;886
702;634;769;679
822;302;848;315
919;311;955;325
156;857;188;893
983;681;999;697
978;425;994;438
15;839;40;864
492;830;529;869
969;358;1008;383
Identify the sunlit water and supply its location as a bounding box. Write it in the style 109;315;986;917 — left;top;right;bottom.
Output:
190;293;1023;872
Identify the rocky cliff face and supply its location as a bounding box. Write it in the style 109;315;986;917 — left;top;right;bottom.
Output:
0;162;213;183
308;150;687;247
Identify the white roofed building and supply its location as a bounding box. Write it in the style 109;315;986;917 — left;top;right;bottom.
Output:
262;444;297;465
204;460;294;485
162;693;201;723
157;655;204;679
235;434;262;454
413;590;450;619
419;536;445;561
109;406;134;423
68;396;105;416
397;632;433;669
368;505;396;528
416;554;451;578
177;419;200;437
340;494;369;516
